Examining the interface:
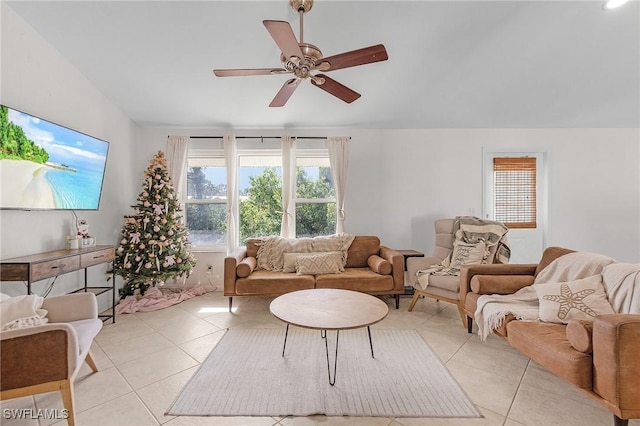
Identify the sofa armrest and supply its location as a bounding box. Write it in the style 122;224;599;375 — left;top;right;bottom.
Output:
0;324;79;390
593;314;640;418
459;264;538;306
224;246;248;295
406;256;443;286
42;293;98;323
379;246;405;292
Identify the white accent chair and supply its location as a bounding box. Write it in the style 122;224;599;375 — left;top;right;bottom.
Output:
0;292;103;426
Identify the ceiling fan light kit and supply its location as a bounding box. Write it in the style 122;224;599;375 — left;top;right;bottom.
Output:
213;0;388;107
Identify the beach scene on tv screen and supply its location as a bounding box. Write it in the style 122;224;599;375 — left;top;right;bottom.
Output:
0;106;109;210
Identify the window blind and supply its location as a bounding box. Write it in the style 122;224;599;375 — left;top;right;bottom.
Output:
493;157;537;229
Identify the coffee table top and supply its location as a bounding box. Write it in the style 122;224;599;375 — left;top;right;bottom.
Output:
270;289;389;331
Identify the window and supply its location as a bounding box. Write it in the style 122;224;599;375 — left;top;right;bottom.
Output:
493;157;537;228
295;155;336;237
185;156;227;247
185;137;339;250
238;153;283;243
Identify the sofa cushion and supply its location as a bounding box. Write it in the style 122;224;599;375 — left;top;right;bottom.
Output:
367;255;392;275
507;320;593;389
566;320;594;353
315;268;393;292
536;274;614;324
295;252;344;275
235;271;315;295
428;274;460;293
345;236;380;268
236;256;257;278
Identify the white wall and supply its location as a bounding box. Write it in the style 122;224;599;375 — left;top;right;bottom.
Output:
345;128;640;263
0;4;138;311
137;126;640;279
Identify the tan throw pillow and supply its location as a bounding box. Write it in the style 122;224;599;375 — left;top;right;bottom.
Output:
236;257;257;278
296;252;344;275
535;274;614;324
449;240;487;270
367;255;392;275
282;252;311;273
566;319;594;353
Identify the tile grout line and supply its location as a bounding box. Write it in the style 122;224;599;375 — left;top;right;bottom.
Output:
502;358;532;425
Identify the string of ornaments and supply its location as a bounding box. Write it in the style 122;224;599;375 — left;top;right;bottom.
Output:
113;151;196;297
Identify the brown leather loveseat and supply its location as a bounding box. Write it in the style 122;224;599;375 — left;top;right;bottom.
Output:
460;247;640;426
224;235;404;311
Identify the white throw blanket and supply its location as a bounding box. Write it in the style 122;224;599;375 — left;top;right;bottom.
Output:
475;251;617;340
0;294;49;331
256;233;355;272
603;262;640;314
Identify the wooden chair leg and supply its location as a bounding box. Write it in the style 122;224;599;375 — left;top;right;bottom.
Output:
60;379;76;426
408;291;421;312
84;350;98;373
467;316;474;334
457;306;467;328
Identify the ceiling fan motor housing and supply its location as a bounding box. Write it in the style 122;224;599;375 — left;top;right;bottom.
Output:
280;43;322;78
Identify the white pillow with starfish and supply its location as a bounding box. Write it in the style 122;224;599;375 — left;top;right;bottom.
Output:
535;274;614;324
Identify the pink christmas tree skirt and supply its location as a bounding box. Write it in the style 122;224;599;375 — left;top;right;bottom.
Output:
116;286;207;314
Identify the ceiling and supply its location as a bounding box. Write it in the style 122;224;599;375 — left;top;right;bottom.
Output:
6;0;640;129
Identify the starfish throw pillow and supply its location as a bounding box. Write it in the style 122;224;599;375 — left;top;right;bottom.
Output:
535;274;614;324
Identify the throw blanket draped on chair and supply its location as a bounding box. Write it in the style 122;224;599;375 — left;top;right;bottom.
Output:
416;217;510;290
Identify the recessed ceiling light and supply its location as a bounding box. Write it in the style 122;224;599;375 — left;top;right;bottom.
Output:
603;0;630;9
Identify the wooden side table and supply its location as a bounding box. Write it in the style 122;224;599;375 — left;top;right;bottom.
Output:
396;250;425;296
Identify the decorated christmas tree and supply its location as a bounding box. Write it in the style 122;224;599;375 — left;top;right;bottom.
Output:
113;151;196;297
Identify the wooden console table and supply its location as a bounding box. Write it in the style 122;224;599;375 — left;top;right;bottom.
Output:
0;245;116;323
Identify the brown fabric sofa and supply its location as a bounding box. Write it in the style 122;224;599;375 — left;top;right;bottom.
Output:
224;235;404;311
460;247;640;426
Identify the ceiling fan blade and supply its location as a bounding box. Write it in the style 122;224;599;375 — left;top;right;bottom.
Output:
263;20;304;61
317;44;388;72
269;78;300;107
310;74;361;104
213;68;289;77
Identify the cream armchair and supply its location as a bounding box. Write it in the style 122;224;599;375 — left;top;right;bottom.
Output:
406;218;509;327
406;219;468;325
0;292;103;426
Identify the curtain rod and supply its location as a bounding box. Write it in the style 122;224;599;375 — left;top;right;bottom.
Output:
185;136;349;140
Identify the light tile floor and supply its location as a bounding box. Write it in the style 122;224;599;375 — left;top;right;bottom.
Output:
2;290;638;426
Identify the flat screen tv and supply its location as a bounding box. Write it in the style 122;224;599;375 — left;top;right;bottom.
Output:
0;105;109;210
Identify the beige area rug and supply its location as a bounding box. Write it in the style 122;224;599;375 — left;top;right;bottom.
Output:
167;328;481;418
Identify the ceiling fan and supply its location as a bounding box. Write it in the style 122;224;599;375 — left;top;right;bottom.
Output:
213;0;388;107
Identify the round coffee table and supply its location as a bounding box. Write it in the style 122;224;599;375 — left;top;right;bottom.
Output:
269;288;389;385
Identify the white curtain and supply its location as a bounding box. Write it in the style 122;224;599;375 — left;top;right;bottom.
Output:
280;136;296;238
327;136;349;233
224;135;239;254
166;136;189;201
